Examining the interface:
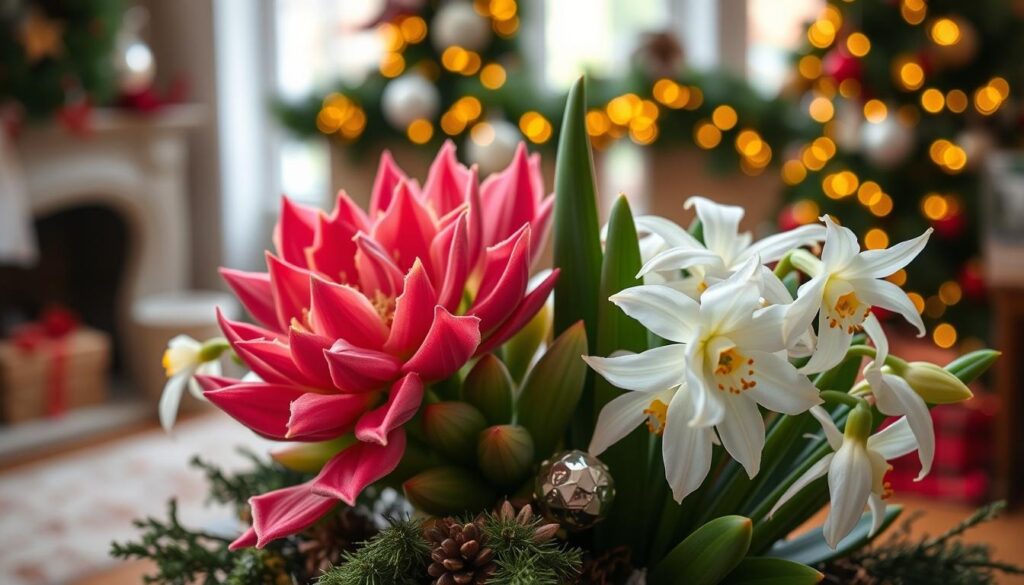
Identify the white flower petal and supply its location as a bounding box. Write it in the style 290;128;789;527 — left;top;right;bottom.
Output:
769;453;833;518
757;266;796;305
700;276;762;334
663;386;714;502
742;224;827;265
849;228;933;279
867;492;887;537
867;417;918;461
879;373;935;480
634;215;704;250
686;196;745;261
744;351;822;415
800;311;853;375
686;361;726;427
784;274;828;343
729;305;787;352
583;344;688;392
168;334;201;350
189;360;221;400
589;389;661;455
638;247;724;278
824;441;873;548
610;285;700;343
851;278;926;337
861;313;890;369
820;216;861;272
810;405;843;450
159;371;191;433
716;393;766;478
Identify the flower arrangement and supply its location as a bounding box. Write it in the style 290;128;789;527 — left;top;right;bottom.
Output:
114;79;1018;584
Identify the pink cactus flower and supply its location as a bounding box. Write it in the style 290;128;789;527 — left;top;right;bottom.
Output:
205;141;556;548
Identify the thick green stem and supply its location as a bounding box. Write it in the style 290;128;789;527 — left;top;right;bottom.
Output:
773;251;795;279
820;390;869;410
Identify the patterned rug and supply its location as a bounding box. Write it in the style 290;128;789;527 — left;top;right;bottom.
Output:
0;411;270;585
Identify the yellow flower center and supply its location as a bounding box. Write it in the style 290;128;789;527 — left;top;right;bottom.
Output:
881;463;895;500
827;290;870;334
371;290;397;327
644;399;669;435
714;348;756;395
162;346;197;378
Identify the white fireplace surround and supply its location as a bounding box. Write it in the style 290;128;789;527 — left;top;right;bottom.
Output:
11;106;205;378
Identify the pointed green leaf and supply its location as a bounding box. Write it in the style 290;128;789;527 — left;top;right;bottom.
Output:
516;321;588;461
477;424;534;487
722;557;823;585
593;195;652;555
768;505;902;565
553;76;602;345
649;515;753;585
945;349;1000;384
501;301;552;382
463;354;515;425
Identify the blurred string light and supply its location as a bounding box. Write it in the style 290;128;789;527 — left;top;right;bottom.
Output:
316;93;367;140
441;46;482;75
864;228;889;250
440;96;483;135
735;129;771;175
407;118;434;144
808;96;834;122
946;89;968;112
519;111;553;144
480;63;506;89
887;269;908;286
930;17;960;46
470;121;495;145
475;0;519;37
901;0;927;25
933;323;957;348
929;139;967;173
894;56;925;91
846;32;871;57
974;77;1009;115
863;99;887;123
791;199;820;224
921;88;944;113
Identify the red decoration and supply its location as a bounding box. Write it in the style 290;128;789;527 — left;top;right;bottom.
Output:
823;48;862;84
116;73;190;114
932;209;965;238
9;306;81;417
57;99;93;136
959;260;986;301
776;205;801;232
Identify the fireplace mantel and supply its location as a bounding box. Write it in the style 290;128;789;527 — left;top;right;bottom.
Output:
14;105;206;377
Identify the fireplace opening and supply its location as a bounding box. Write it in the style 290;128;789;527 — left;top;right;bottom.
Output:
0;204;130;376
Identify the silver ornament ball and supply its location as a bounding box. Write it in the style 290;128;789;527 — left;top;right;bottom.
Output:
381;73;440;131
534;450;615;530
431;1;492;52
860;115;915;169
466;119;520;176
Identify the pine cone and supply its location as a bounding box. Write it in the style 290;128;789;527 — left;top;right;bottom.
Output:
426;518;496;585
498;500;560;543
298;507;376;577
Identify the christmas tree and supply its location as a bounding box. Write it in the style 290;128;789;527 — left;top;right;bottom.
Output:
779;0;1024;348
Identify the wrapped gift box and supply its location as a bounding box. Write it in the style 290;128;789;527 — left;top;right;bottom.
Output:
0;327;111;423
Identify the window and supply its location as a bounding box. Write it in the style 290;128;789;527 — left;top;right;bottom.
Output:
747;0;823;95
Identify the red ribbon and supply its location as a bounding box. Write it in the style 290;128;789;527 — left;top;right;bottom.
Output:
10;307;79;418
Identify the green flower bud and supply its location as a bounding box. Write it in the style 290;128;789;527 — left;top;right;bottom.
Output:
199;337;230;362
463;354;514;424
478;424;534;486
844;404;873;442
422;401;488;464
403;466;497;516
898;362;973;405
270;435;355;473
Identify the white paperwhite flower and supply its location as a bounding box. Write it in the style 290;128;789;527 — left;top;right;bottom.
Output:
785;215;931;374
159;334;222;432
589;260;821;491
633;196;825;294
783;216;934;475
770;406;919;548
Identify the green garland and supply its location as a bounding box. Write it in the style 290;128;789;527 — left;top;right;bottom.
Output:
0;0;124;119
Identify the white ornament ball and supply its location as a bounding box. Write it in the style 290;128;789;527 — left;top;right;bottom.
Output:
431;1;492;52
957;127;994;171
467;119;520;176
381;74;440;131
860;116;915;169
115;40;156;94
832;100;863;153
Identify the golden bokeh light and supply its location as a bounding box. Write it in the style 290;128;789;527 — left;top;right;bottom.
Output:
586;110;611;136
887;269;908;286
846;32;871;57
519;111;552;144
939;281;963;305
379;52;406;77
782;160;807;185
929;18;960;46
857;181;883;206
808;20;837;48
809;96;834;123
864;228;889;250
896;59;925;91
908;292;926;313
653;79;690;109
863;99;888;123
792;200;820;224
921;193;949;220
399;16;427;44
480;63;507;89
901;0;927;25
407;118;434;144
933;323;957;348
974;85;1003;115
798;55;822;80
869;193;894;217
920;88;945;113
695;122;722;149
946;89;968;113
712;105;738;130
470;122;494;146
